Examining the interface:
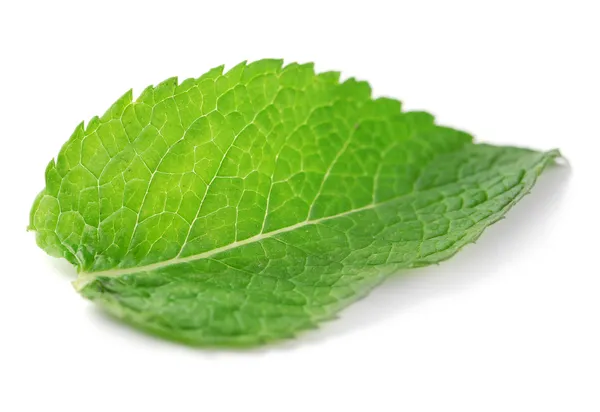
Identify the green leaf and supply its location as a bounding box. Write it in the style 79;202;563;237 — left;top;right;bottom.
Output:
30;59;559;347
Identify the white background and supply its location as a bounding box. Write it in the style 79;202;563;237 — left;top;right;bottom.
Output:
1;1;598;411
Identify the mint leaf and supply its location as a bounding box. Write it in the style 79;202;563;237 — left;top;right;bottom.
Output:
29;60;559;346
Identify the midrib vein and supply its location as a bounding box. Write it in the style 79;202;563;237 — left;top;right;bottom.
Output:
73;200;383;290
73;145;471;291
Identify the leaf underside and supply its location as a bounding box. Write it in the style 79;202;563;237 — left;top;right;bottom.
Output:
30;59;559;347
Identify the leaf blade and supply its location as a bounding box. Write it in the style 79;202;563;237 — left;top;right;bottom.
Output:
30;60;560;346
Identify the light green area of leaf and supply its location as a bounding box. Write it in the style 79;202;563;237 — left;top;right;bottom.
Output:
30;59;559;346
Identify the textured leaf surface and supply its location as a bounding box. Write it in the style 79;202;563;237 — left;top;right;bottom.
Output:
30;60;558;346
